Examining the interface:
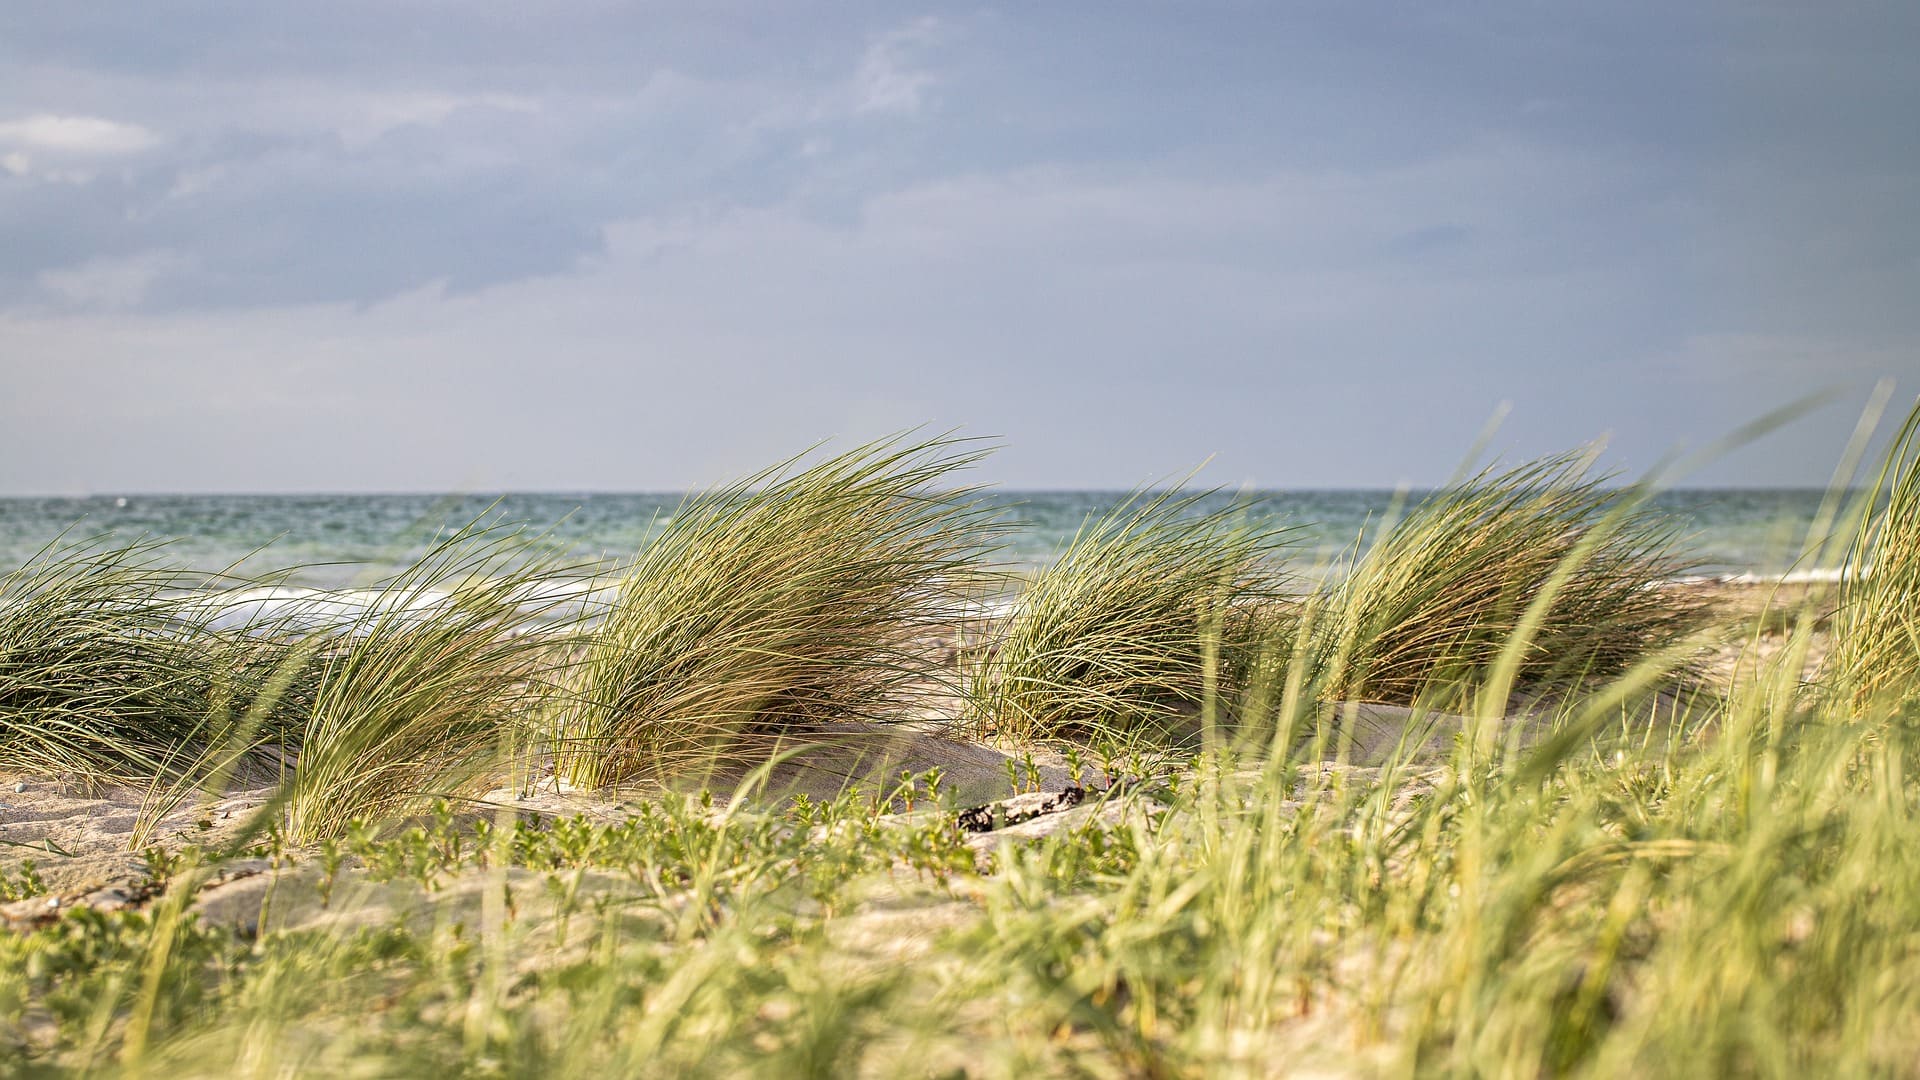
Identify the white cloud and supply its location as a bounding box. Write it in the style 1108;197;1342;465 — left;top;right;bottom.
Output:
165;163;228;201
854;18;943;115
0;113;160;155
1645;333;1911;408
0;113;160;183
331;91;541;149
38;251;191;310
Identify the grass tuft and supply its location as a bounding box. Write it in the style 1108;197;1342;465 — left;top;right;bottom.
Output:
1310;452;1709;706
267;519;584;842
962;487;1297;743
555;435;1004;787
1828;396;1920;712
0;535;277;785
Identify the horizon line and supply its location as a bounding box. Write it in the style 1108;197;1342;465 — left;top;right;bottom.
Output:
0;483;1856;499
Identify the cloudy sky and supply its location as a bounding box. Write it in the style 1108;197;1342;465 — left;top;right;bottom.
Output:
1;3;1915;493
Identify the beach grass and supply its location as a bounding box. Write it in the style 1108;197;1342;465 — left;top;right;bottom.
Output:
8;590;1918;1076
553;435;1004;787
961;486;1296;744
5;424;1919;1076
1827;396;1920;711
0;536;270;786
1308;451;1711;707
262;519;586;843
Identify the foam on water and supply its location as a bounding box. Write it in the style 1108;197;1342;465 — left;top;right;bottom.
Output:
192;586;459;634
1674;567;1863;586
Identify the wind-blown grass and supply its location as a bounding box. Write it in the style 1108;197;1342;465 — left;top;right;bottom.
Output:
962;487;1297;743
1309;452;1709;706
1828;396;1920;712
13;422;1920;1076
555;436;1004;788
0;536;270;785
265;520;586;843
14;577;1918;1076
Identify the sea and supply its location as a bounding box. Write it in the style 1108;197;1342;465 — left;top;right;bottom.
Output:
0;489;1851;592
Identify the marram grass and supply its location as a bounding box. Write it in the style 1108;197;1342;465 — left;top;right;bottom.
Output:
7;589;1920;1077
1828;395;1920;712
268;519;586;842
555;435;1004;787
1310;451;1710;706
0;535;293;785
962;486;1296;743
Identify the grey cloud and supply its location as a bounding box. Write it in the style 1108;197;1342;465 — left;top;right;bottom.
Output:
1;5;945;310
8;156;1907;492
4;2;1911;321
0;3;1914;492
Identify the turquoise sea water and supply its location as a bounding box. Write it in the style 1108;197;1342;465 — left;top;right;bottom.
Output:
0;490;1845;589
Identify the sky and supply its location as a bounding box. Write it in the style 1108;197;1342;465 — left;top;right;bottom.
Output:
1;2;1916;494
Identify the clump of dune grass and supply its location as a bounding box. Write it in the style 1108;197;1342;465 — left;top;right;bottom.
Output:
0;535;249;785
264;520;586;842
962;487;1297;743
555;436;1005;788
1311;452;1709;706
1827;397;1920;712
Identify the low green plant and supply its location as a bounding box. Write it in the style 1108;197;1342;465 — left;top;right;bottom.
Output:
0;858;44;901
963;487;1297;742
556;435;1004;787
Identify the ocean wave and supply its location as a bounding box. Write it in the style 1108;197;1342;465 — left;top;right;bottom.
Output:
1669;567;1862;586
191;586;459;634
